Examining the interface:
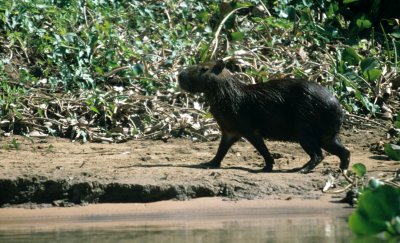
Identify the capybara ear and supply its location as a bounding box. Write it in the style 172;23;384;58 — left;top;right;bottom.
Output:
212;59;225;74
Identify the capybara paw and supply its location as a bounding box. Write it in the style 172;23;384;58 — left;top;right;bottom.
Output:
201;161;221;168
262;165;273;172
339;161;350;171
299;166;313;174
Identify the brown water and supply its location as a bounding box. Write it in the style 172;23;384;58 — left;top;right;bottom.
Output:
0;198;354;243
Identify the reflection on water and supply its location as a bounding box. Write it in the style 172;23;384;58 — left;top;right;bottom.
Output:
0;215;352;243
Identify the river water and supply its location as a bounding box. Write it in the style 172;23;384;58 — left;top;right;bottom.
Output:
0;198;354;243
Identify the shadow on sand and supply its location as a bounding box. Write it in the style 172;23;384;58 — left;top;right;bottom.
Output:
115;163;303;173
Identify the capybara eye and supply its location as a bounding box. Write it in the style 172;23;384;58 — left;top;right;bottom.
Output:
200;67;208;72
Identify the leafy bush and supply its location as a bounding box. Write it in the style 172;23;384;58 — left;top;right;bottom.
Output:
0;0;399;141
349;179;400;241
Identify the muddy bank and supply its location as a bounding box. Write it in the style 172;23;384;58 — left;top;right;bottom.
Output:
0;171;323;206
0;177;235;205
0;128;397;206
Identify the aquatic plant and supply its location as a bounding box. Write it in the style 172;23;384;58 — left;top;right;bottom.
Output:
349;178;400;241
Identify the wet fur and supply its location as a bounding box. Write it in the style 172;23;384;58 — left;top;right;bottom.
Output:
178;61;350;173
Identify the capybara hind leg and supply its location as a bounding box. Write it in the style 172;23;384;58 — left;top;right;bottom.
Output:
321;136;350;171
299;139;324;173
245;135;274;172
203;133;240;168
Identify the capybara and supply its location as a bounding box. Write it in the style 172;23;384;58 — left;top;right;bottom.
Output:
178;60;350;173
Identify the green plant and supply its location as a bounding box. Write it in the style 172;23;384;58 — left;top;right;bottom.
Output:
324;162;400;240
384;111;400;160
349;179;400;241
0;0;399;141
9;138;20;150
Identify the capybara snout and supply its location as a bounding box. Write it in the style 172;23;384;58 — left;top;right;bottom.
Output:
178;60;350;173
178;60;227;93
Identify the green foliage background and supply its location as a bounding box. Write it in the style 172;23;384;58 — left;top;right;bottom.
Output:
0;0;400;141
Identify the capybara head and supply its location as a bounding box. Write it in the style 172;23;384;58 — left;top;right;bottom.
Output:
178;60;230;93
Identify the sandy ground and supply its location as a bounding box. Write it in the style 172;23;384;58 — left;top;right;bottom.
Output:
0;126;398;206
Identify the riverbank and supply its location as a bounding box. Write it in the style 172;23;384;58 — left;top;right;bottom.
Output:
0;127;398;206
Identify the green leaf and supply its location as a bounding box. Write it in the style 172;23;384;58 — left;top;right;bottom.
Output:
327;3;339;19
368;178;384;189
393;216;400;234
352;163;367;177
344;0;359;3
363;186;400;221
47;144;55;152
384;143;400;161
131;63;144;76
38;109;44;118
233;2;253;8
342;47;361;65
360;58;379;73
349;210;386;235
393;112;400;128
356;17;372;30
390;31;400;39
230;32;245;42
395;112;400;128
198;11;209;23
349;185;400;236
90;105;100;114
363;69;382;82
360;58;381;81
11;138;20;150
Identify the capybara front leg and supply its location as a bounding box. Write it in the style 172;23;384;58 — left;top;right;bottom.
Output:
203;132;240;168
245;135;274;172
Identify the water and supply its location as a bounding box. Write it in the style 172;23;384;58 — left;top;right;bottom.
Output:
0;209;353;243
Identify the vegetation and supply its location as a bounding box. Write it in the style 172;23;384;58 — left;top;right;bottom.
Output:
350;184;400;241
1;0;399;143
323;162;399;241
349;177;400;241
